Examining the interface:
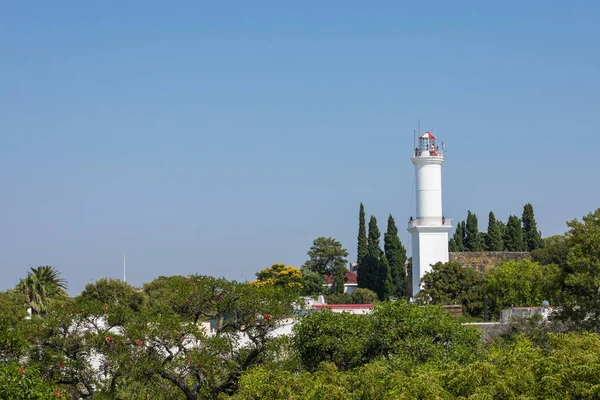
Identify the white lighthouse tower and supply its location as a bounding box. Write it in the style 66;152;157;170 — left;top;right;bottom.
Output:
408;132;452;295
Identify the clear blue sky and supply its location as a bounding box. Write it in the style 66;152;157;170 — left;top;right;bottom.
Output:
1;1;599;294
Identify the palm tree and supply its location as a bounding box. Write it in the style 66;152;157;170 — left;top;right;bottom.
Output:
17;266;67;315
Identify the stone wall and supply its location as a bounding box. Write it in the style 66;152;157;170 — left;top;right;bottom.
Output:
449;252;531;273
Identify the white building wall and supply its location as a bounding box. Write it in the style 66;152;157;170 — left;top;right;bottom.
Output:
412;231;450;292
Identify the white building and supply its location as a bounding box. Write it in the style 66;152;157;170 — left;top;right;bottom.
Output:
408;132;452;295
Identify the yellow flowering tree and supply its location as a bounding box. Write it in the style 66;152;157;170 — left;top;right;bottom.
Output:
251;264;304;291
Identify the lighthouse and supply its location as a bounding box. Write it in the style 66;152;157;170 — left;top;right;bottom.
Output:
408;132;452;295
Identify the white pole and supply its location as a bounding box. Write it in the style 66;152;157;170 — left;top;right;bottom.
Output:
123;253;126;283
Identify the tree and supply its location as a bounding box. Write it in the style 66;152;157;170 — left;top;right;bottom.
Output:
78;278;146;312
504;215;525;252
0;363;58;400
522;203;543;251
331;264;347;294
358;216;391;300
302;237;348;276
415;261;484;317
484;260;561;319
251;263;304;291
17;266;67;315
357;203;368;264
449;220;466;252
486;211;504;251
465;211;483;251
299;267;324;296
380;255;394;300
127;276;298;399
0;290;30;361
384;215;408;298
531;235;569;269
293;310;374;371
556;208;600;332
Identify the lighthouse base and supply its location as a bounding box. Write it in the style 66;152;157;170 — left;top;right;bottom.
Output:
408;225;452;297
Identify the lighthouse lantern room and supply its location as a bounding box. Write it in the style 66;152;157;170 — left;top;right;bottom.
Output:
408;131;452;296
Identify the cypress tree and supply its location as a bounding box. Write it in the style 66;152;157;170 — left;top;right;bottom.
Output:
450;220;466;251
497;220;507;250
448;238;459;252
522;203;543;251
357;203;368;263
331;264;346;294
358;216;381;292
384;215;407;298
486;212;504;251
504;215;525;251
465;211;483;251
380;254;394;300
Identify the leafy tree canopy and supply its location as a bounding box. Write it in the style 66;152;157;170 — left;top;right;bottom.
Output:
251;263;303;291
302;237;348;276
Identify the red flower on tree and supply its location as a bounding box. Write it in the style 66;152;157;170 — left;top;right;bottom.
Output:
105;336;113;344
18;367;25;376
264;314;272;320
136;340;143;346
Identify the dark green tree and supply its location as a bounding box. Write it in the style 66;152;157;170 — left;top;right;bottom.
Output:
358;216;390;300
331;264;347;294
449;221;466;252
465;211;483;252
380;255;395;300
357;203;368;263
504;215;525;252
302;237;348;276
486;212;504;251
300;267;325;295
556;208;600;332
531;235;569;269
522;203;543;252
384;215;408;298
415;261;485;317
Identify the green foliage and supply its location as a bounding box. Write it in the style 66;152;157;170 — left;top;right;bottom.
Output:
0;363;58;400
531;235;569;269
484;259;561;318
370;301;481;367
449;220;466;252
293;301;480;373
302;237;348;276
465;211;483;251
416;261;484;317
325;288;378;305
293;309;374;371
299;267;324;296
504;214;525;251
384;215;408;298
16;266;67;315
331;264;347;294
485;211;504;251
0;290;30;361
522;203;543;251
557;208;600;332
78;278;146;312
357;203;368;263
235;332;600;400
358;216;391;300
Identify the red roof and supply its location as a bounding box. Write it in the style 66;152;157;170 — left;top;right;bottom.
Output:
323;270;358;285
312;304;373;310
420;131;436;139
